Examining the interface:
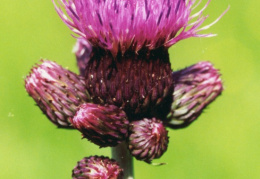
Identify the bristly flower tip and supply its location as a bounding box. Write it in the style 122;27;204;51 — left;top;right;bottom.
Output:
53;0;229;55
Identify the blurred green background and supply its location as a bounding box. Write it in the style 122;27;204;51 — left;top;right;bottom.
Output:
1;0;259;178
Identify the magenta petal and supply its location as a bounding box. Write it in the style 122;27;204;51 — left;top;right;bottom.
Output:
54;0;228;54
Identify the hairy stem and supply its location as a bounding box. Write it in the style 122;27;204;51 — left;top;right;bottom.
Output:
112;142;134;179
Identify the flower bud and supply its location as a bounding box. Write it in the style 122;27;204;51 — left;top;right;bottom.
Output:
71;103;129;147
128;118;168;163
72;156;123;179
25;60;91;128
73;38;92;76
167;61;223;128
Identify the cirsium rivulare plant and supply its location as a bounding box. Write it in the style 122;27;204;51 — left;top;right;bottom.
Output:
25;0;228;178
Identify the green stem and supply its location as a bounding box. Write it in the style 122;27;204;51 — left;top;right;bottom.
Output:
112;142;134;179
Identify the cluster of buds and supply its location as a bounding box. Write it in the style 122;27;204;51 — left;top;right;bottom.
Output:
25;0;227;178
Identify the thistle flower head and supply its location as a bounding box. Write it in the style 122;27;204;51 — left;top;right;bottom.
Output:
25;60;91;128
72;156;123;179
128;118;169;163
25;0;227;171
54;0;228;55
167;61;223;128
71;103;129;147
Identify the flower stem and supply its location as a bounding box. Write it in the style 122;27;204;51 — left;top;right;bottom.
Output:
112;142;134;179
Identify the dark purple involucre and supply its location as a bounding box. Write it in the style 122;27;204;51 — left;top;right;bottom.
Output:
83;48;174;120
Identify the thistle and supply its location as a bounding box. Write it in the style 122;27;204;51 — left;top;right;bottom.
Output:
167;61;223;128
25;60;91;128
72;156;123;179
71;103;129;147
25;0;228;178
128;118;169;163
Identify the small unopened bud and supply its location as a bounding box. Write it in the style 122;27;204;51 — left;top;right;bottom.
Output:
128;118;168;163
73;38;92;76
71;103;129;147
167;61;223;128
72;156;123;179
25;60;91;128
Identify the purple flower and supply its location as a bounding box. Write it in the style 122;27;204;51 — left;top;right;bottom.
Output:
25;0;228;169
54;0;229;56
